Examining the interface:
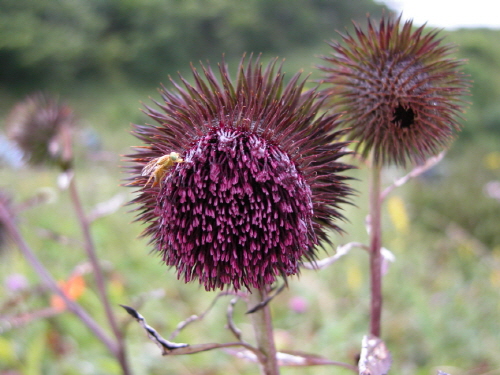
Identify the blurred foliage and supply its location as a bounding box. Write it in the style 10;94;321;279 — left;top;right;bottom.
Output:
0;0;387;89
445;28;500;139
408;140;500;250
1;1;500;375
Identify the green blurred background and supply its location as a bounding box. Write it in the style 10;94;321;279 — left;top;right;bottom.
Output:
1;0;499;374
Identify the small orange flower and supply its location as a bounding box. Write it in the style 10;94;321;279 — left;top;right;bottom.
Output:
51;274;86;311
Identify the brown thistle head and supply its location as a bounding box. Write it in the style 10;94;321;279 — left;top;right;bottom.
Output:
319;15;470;166
6;92;75;170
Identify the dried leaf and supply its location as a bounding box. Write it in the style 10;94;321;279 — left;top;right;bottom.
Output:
121;304;264;359
358;335;392;375
223;348;357;371
120;304;188;354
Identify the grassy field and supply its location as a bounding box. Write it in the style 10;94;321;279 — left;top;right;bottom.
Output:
1;52;500;375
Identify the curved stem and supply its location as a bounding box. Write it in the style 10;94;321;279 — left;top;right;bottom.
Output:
369;163;383;337
247;287;280;375
67;173;131;375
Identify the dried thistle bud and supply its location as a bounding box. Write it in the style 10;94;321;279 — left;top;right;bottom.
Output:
6;92;75;169
127;56;353;291
319;15;470;166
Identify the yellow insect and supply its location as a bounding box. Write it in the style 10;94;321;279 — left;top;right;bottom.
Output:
142;152;183;187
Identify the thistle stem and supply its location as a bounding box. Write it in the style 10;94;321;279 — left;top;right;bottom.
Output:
248;287;280;375
369;162;383;337
0;200;117;355
67;173;131;375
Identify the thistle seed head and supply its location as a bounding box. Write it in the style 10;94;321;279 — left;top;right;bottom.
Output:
319;15;470;166
6;92;75;169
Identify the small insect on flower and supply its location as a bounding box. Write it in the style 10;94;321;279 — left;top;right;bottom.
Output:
142;152;183;187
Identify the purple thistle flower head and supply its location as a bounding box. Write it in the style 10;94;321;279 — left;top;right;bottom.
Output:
319;15;470;167
127;56;353;291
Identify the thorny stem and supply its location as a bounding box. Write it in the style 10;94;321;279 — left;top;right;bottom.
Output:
67;173;131;375
248;287;280;375
369;162;383;337
0;201;117;354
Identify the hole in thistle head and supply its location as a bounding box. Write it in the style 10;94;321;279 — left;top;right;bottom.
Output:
391;104;415;129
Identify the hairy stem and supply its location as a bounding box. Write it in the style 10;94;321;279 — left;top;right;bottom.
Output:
369;163;383;337
247;287;280;375
67;173;131;375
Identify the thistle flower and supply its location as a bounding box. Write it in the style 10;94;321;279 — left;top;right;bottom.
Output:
127;57;353;291
319;15;469;166
6;92;74;169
